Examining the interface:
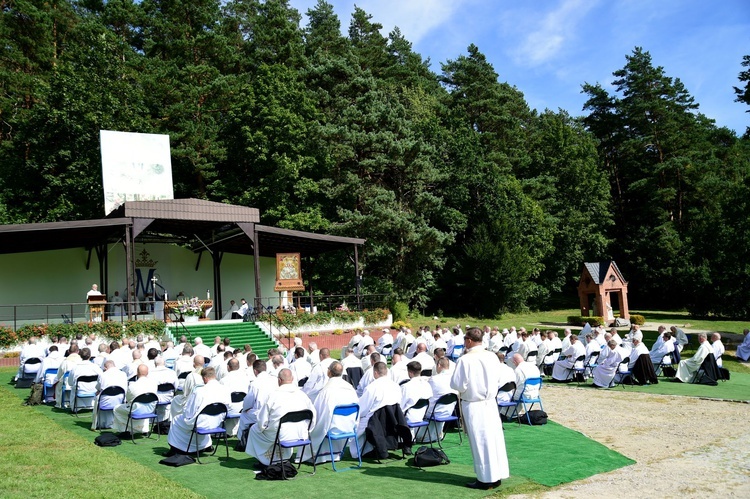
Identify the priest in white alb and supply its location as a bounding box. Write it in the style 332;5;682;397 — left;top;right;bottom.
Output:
451;327;509;491
350;362;401;458
592;340;624;388
306;361;358;464
676;333;714;382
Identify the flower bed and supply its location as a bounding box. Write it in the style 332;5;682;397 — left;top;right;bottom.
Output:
0;320;168;349
261;309;392;339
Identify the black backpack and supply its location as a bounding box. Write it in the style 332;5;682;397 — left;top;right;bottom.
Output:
413;446;450;467
523;410;548;425
256;461;298;480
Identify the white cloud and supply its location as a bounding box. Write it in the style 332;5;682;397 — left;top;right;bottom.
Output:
511;0;598;66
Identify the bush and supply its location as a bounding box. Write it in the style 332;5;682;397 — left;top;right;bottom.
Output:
332;329;344;335
567;315;605;327
271;308;390;330
629;314;645;325
390;301;409;322
391;320;412;330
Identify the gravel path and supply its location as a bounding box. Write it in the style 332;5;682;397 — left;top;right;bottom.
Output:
509;385;750;498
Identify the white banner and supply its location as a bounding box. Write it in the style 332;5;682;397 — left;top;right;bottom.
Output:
100;130;174;215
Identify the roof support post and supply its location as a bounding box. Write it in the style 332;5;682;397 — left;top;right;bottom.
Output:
124;224;133;321
354;244;361;311
253;224;262;312
212;251;223;319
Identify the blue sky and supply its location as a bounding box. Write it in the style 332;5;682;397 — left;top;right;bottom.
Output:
288;0;750;134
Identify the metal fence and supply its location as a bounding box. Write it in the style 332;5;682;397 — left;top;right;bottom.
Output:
0;294;390;330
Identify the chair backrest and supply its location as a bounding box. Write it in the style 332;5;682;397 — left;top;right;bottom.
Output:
420;369;432;377
23;357;42;367
619;357;630;372
575;355;585;362
100;385;125;397
406;398;429;413
230;391;246;403
498;381;516;393
329;403;360;433
279;409;314;426
298;376;308;388
75;375;99;388
587;351;600;364
434;392;458;407
526;351;538;360
157;382;175;393
399;379;410;386
132;392;159;405
43;368;59;380
331;403;359;419
198;402;228;418
178;371;190;380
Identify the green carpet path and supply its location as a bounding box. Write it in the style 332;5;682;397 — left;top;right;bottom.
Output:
0;368;633;498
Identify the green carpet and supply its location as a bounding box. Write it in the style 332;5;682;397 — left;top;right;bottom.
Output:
1;368;633;498
560;371;750;402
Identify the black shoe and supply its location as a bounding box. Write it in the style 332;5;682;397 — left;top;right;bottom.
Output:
466;480;500;490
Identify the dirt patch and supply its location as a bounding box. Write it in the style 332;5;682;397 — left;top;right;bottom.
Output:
510;385;750;497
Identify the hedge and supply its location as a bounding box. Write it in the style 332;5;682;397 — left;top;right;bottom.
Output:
567;315;606;327
629;314;645;325
0;320;167;349
271;308;390;330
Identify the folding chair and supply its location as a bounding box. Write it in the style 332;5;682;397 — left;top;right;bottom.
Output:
525;351;538;364
574;352;599;385
655;351;676;377
613;357;632;388
381;344;393;361
223;391;246;436
94;385;125;429
156;382;176;422
565;355;585;382
269;409;316;478
449;344;464;362
42;368;58;403
497;381;519;426
71;374;99;415
424;393;461;448
59;372;71;408
314;403;361;471
517;377;543;425
16;358;42;388
187;402;229;464
165;358;176;370
404;398;430;449
125;392;159;443
176;371;190;393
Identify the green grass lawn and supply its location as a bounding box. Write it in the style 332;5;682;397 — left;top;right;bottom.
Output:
0;366;635;499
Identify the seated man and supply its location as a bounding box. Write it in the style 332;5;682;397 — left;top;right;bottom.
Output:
350;362;401;458
171;355;206;420
676;333;714;382
301;348;334;402
340;347;361;371
399;361;433;437
289;347;312;385
34;345;63;387
307;361;358;463
671;326;689;352
649;331;675;367
112;364;158;436
628;333;658;385
494;353;517;407
17;336;46;382
551;335;585;382
711;333;725;368
512;353;540;403
424;357;458;442
737;329;750;362
237;359;278;451
69;348;103;411
53;344;82;408
356;352;384;397
592;340;624;388
149;356;178;422
91;360;128;429
377;328;394;356
411;343;436;372
389;353;409;385
246;368;317;467
167;367;231;455
220;358;249;436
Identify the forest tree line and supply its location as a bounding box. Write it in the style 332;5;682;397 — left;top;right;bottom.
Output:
1;0;749;318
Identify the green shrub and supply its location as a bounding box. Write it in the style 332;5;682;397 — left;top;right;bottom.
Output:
391;320;412;330
390;301;409;322
271;308;390;330
567;315;605;327
629;314;645;325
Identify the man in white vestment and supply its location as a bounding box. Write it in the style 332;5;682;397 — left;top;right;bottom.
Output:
676;333;714;382
34;345;63;385
412;343;436;372
560;329;572;352
307;361;359;463
237;360;278;449
377;328;394;356
69;348;103;411
488;329;503;353
431;349;455;376
193;337;212;360
628;334;649;370
671;326;689;352
174;345;195;388
592;340;624;388
171;355;205;419
423;357;458;442
495;353;517;418
546;332;562;364
350;362;401;459
399;361;433;435
511;354;540;402
167;367;231;454
112;364;158;435
220;358;249;436
650;332;675;367
348;330;363;351
451;327;509;490
222;300;239;320
307;342;321;368
302;348;335;402
737;329;750;361
609;327;623;346
359;345;377;372
711;333;725;368
356;352;384;397
389;353;410;385
91;360;128;429
355;330;374;358
340;348;361;371
290;347;312;385
551;335;586;381
149;356;178;420
17;336;46;381
246;369;317;466
53;344;82;408
122;349;144;380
